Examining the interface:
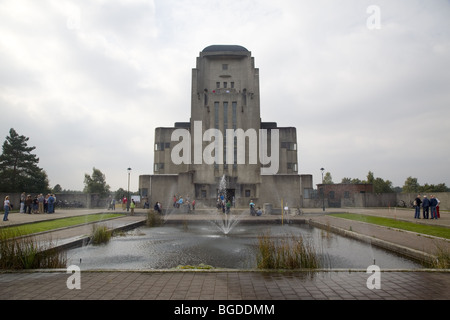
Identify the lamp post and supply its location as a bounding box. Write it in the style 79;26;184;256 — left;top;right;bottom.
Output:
320;168;325;211
127;167;132;212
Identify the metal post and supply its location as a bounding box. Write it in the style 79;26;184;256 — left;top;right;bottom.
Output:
320;168;325;212
127;167;132;211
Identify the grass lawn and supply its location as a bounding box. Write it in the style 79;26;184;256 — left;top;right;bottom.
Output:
329;213;450;240
0;213;125;239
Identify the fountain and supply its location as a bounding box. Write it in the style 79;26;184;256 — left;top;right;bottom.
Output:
208;175;247;235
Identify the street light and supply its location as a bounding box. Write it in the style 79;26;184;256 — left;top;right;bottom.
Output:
127;167;132;212
320;168;325;211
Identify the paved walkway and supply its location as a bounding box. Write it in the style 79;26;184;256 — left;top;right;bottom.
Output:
1;207;449;301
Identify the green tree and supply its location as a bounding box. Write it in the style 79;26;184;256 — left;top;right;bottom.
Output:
402;177;420;193
373;177;394;193
366;171;375;184
341;177;363;184
0;128;49;193
323;172;334;184
83;167;110;197
115;188;127;200
52;184;63;193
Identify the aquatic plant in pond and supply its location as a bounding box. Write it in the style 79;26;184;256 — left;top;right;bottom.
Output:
256;232;322;269
0;228;67;269
90;225;111;245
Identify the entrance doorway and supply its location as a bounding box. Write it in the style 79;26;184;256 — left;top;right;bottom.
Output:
226;189;235;203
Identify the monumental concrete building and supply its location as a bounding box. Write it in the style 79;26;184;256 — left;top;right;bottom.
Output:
139;45;311;210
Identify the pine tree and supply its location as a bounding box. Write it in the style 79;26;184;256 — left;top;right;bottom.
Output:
0;128;49;193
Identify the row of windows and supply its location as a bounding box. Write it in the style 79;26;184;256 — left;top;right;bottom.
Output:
155;142;170;151
280;142;297;151
198;189;252;198
216;82;235;89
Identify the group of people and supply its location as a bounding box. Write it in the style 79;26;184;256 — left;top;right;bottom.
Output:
413;194;441;219
2;192;57;222
173;195;195;213
249;200;263;216
19;192;57;215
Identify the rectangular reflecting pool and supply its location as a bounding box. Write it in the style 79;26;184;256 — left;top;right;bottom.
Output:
66;222;423;270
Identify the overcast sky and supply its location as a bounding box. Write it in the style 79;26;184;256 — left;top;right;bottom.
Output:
1;0;449;192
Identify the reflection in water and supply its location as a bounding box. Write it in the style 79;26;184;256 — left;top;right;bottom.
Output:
66;223;422;270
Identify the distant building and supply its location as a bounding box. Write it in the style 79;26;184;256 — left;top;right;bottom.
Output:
139;45;312;209
317;183;374;207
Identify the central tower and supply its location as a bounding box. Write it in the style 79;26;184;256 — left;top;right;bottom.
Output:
140;45;304;209
190;45;261;185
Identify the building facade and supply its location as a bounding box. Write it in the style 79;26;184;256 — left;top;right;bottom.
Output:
316;183;374;208
139;45;310;209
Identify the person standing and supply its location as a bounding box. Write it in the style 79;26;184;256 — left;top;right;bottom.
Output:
32;195;38;214
38;194;44;214
414;195;422;219
422;195;430;219
430;195;438;220
436;196;441;219
122;196;127;211
3;196;12;221
20;192;26;213
47;194;55;213
25;195;32;214
226;200;231;214
130;199;135;215
249;200;255;216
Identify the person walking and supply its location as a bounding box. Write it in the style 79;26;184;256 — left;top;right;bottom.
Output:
414;195;422;219
3;196;12;221
422;195;430;219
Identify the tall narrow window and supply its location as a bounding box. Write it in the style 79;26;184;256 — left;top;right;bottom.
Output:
214;102;220;170
223;102;228;165
232;102;237;167
232;102;237;129
214;102;219;130
223;102;228;129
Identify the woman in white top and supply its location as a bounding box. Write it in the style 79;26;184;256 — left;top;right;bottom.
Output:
3;196;12;221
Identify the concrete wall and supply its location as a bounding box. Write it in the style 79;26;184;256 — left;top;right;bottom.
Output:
302;192;450;210
260;175;301;208
0;192;107;210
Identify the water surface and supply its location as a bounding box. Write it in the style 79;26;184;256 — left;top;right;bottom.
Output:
66;222;422;270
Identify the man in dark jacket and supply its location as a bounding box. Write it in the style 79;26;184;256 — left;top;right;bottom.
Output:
430;195;438;219
414;195;422;219
422;195;430;219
